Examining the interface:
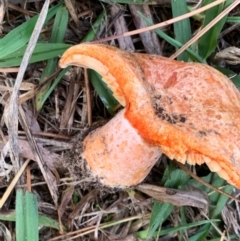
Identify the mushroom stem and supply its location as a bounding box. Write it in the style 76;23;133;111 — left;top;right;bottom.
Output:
82;109;162;187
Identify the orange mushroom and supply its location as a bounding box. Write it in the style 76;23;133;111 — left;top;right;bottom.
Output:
59;43;240;188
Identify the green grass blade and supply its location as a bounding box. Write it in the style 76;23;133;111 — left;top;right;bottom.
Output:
82;11;105;42
187;172;234;240
0;211;62;230
147;167;190;239
0;43;71;67
171;0;191;61
137;219;220;239
187;225;214;241
198;0;233;59
49;7;68;43
162;167;190;188
138;12;204;63
179;206;187;240
16;190;25;241
160;219;220;236
16;190;39;241
226;16;240;23
25;191;38;241
38;215;62;230
147;202;174;238
36;6;69;111
211;185;233;218
88;70;119;115
209;235;240;241
214;66;240;88
0;3;62;59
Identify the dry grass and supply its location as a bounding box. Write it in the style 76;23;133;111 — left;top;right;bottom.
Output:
0;0;240;240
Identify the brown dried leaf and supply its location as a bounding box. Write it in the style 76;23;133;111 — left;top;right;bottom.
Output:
20;105;59;206
214;47;240;65
22;103;41;132
60;68;81;131
69;189;98;219
110;5;135;52
222;205;240;236
0;138;65;170
129;4;162;55
58;186;75;218
136;183;209;210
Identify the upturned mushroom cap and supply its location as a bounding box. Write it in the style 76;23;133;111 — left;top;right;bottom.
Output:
60;43;240;188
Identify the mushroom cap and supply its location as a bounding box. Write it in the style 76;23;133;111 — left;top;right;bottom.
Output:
59;44;240;187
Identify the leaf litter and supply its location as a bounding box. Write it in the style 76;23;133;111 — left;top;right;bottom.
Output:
0;0;240;240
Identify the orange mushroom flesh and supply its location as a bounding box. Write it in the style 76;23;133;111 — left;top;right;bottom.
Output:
60;43;240;188
82;109;161;187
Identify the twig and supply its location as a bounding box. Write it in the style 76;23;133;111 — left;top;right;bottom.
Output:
84;68;92;126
